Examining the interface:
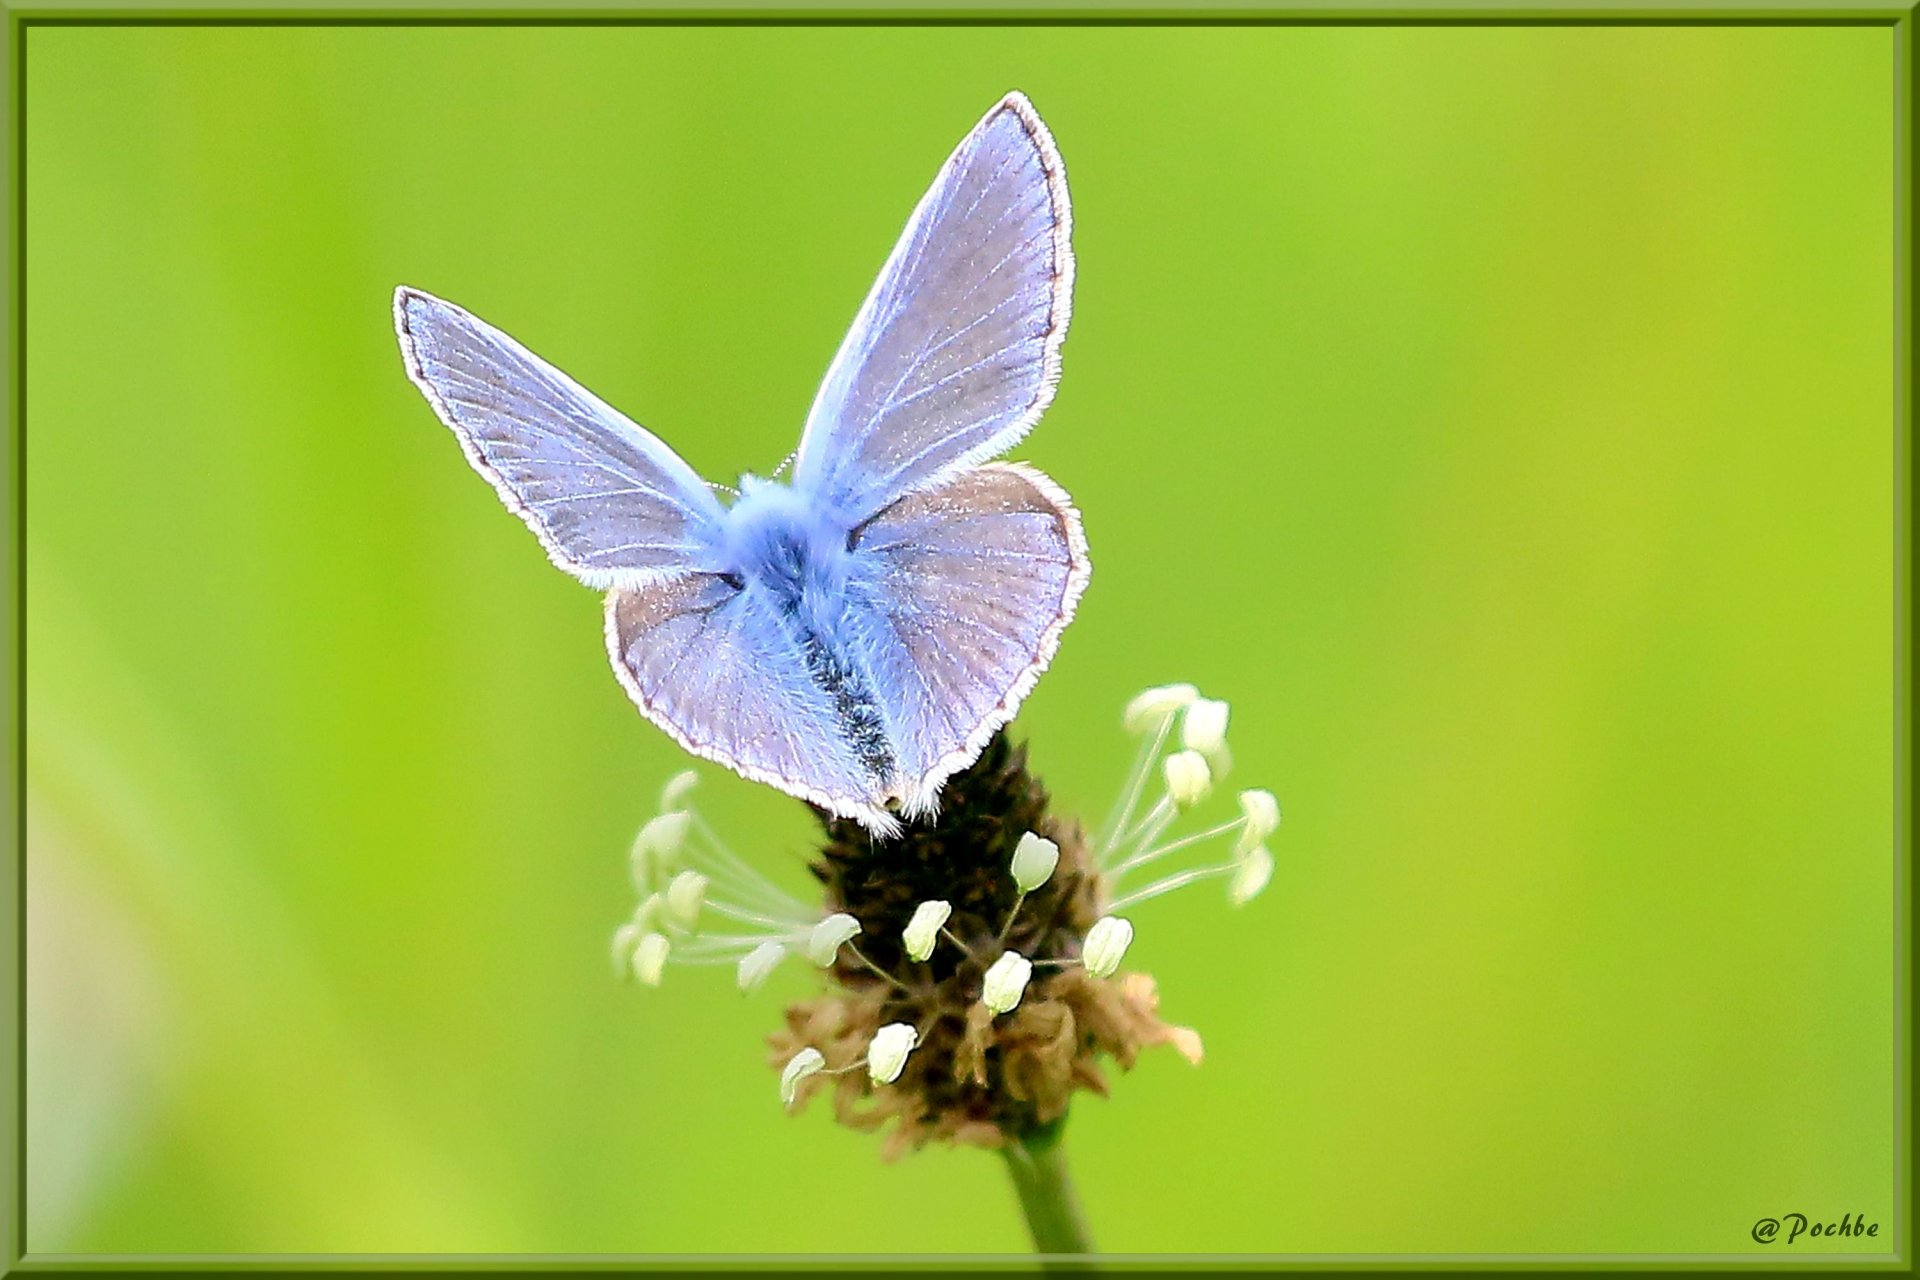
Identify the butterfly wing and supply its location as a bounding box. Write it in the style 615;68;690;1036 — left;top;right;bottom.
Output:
791;92;1073;523
849;462;1090;816
395;286;724;588
604;575;900;835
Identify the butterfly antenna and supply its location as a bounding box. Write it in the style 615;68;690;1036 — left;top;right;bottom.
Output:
770;449;799;480
708;480;739;498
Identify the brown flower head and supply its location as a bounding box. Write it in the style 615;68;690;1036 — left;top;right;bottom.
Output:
614;684;1278;1160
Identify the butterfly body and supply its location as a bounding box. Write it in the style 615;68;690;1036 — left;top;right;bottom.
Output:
397;92;1087;836
710;475;896;780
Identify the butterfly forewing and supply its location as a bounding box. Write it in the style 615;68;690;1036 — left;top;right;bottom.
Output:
791;92;1074;523
395;287;724;588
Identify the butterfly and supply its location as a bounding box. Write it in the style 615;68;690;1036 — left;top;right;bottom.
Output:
393;91;1088;837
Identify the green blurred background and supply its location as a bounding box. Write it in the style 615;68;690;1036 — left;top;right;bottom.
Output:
25;23;1897;1256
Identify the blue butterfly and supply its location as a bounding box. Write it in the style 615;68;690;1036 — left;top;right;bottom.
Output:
394;92;1088;837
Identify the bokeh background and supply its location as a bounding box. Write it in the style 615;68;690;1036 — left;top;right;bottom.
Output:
26;23;1897;1256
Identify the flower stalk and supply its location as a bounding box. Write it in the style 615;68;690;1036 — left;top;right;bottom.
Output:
1001;1120;1095;1255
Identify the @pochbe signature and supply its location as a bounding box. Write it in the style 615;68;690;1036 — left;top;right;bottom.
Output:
1752;1213;1880;1245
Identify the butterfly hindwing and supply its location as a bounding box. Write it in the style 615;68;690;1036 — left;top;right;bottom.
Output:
848;462;1090;815
604;575;900;834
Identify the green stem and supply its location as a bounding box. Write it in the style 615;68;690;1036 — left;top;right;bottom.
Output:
1000;1122;1096;1256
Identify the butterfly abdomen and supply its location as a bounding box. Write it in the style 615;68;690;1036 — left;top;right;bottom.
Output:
797;633;893;782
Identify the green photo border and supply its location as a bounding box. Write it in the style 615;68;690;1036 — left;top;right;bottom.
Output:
1;3;1910;1271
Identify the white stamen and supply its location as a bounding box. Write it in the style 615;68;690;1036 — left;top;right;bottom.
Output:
866;1022;919;1085
1106;815;1246;881
1236;789;1281;852
982;950;1034;1014
903;900;951;963
1181;697;1230;757
676;929;804;952
631;932;670;986
1124;683;1199;733
807;912;862;966
1229;845;1275;906
1102;698;1181;850
780;1047;825;1106
1206;739;1234;781
630;811;691;887
1164;750;1213;809
665;870;709;928
701;898;811;931
1082;916;1134;978
1113;795;1177;858
1105;861;1238;912
685;811;812;919
1011;832;1060;893
736;940;785;993
610;922;645;976
659;769;700;812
